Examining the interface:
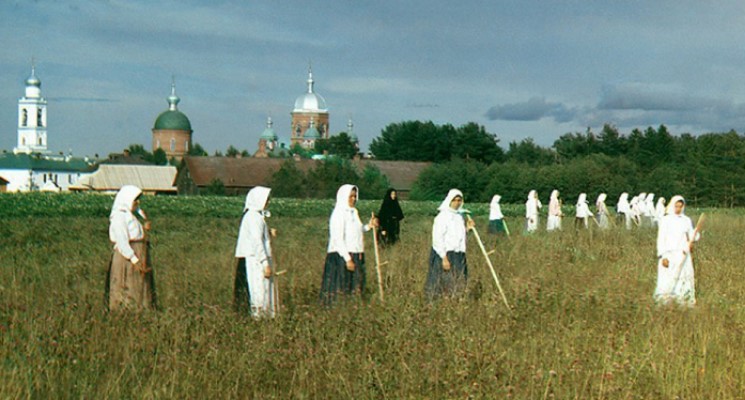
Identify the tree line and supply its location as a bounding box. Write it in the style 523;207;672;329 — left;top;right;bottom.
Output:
372;121;745;207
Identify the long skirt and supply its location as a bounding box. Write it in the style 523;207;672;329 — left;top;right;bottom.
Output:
574;217;588;230
320;252;365;305
526;217;539;233
105;241;156;311
597;213;610;229
654;251;696;307
546;215;562;231
424;249;467;300
246;256;275;318
233;258;250;314
488;219;507;234
379;219;401;246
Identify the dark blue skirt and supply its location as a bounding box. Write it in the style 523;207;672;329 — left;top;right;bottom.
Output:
424;249;467;300
320;252;366;305
233;257;250;314
488;219;506;234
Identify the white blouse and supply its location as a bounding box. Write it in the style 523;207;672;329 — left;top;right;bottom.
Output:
657;214;699;259
109;211;144;261
235;211;272;267
432;209;467;258
327;207;370;261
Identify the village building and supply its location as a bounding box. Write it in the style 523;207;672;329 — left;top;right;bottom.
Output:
152;81;192;161
70;164;177;195
290;66;329;149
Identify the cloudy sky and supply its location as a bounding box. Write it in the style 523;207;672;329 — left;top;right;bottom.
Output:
2;0;745;157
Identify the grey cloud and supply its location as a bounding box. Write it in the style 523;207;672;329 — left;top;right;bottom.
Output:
485;97;577;123
597;82;720;112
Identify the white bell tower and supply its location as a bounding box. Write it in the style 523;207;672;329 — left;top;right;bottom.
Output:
14;63;49;154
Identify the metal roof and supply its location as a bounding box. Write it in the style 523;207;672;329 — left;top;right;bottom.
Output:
71;164;177;192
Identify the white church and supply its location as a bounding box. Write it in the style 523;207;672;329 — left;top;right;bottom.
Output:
0;65;94;192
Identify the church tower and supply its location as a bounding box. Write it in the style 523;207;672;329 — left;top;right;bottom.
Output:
14;64;48;154
152;80;193;160
290;65;329;149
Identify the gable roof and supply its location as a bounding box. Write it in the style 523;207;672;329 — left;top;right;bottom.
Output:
70;164;177;192
179;156;430;191
0;153;94;172
0;176;8;185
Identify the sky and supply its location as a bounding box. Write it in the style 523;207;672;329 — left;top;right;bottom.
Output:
2;0;745;157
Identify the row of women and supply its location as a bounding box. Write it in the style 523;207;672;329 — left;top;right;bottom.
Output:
105;185;699;315
511;190;669;233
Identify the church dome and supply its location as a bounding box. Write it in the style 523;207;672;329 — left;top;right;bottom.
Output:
304;119;321;139
25;72;41;87
293;66;328;112
260;117;278;140
153;82;192;131
154;110;192;131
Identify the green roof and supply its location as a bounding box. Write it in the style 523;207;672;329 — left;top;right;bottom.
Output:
0;153;94;172
261;127;278;141
154;110;192;131
304;126;320;139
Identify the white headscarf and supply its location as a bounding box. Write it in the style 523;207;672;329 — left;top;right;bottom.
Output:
244;186;271;213
110;185;142;220
439;189;464;212
596;193;607;206
527;190;537;201
656;197;666;208
646;193;655;203
550;190;559;201
334;184;359;212
665;195;685;215
577;193;587;205
489;194;503;220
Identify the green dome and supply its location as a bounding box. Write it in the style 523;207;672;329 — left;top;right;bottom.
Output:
304;126;320;139
154;110;192;131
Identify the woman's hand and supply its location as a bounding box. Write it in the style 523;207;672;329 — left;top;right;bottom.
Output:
346;259;355;271
270;228;278;238
661;258;669;268
143;221;152;231
264;266;272;278
466;219;476;230
442;257;451;271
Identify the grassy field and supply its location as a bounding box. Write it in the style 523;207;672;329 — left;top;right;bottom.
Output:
2;194;745;398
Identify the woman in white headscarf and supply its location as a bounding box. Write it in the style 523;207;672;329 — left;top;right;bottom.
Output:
654;197;667;226
487;194;507;235
575;193;591;229
546;189;563;231
425;189;475;299
105;185;156;311
654;195;699;306
616;192;632;230
595;193;610;229
234;186;275;318
634;192;647;227
525;190;542;233
320;184;376;304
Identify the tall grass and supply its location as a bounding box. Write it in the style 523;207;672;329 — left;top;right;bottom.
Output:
1;202;743;398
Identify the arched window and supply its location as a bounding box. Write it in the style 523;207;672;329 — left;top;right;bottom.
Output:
295;124;302;134
170;138;176;152
185;140;189;151
22;109;28;127
38;137;42;145
37;108;43;127
21;137;26;146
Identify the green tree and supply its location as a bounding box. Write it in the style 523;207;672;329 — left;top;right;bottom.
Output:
270;159;307;198
370;121;453;162
451;122;505;164
204;178;226;196
152;148;168;165
358;164;390;200
410;159;489;202
188;143;208;156
226;145;240;158
306;158;361;198
506;138;556;165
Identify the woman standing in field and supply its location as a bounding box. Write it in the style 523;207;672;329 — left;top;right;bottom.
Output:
596;193;611;229
320;184;376;304
525;190;542;233
575;193;591;229
616;192;632;229
654;195;699;306
376;188;405;246
234;186;276;318
425;189;475;300
546;189;562;231
644;193;656;226
487;194;507;235
105;185;156;311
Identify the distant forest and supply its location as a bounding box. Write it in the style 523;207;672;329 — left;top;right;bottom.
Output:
371;121;745;207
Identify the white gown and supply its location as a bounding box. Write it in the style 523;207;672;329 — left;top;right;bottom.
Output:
654;213;698;306
236;187;275;317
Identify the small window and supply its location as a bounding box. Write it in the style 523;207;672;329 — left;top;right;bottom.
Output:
185;140;189;151
170;138;176;152
22;109;28;127
22;137;26;145
37;108;43;127
38;137;42;145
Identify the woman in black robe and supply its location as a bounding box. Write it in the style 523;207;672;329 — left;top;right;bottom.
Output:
377;188;405;246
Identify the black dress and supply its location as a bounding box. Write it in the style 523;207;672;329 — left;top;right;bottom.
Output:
377;189;405;246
